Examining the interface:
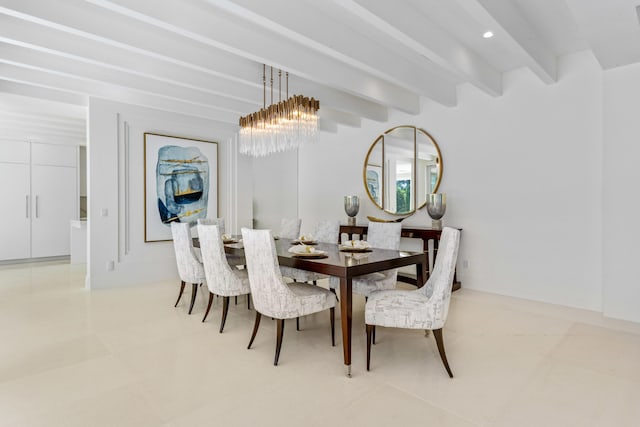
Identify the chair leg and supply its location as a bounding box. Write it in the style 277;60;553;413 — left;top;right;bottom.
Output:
235;296;238;305
247;295;251;310
330;307;335;347
330;288;339;302
313;280;317;286
188;283;198;314
433;328;454;378
366;324;374;371
174;280;185;307
274;319;285;366
372;325;376;345
220;296;230;333
247;312;262;349
202;291;214;322
296;317;300;331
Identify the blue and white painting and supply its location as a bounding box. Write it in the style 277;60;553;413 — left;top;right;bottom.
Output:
156;145;209;224
144;133;218;242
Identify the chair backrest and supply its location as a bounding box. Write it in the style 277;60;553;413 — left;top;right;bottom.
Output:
241;228;297;317
313;219;340;244
420;227;460;327
366;222;402;250
198;224;240;295
171;222;204;283
198;218;224;233
278;218;301;239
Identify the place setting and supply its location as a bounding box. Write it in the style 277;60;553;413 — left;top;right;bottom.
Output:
222;234;239;244
287;244;328;259
339;240;372;253
290;234;318;245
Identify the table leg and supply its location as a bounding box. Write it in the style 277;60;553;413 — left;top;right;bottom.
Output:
416;257;425;289
339;277;353;377
422;238;430;284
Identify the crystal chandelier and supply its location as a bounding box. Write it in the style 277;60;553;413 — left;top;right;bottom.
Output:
239;65;319;157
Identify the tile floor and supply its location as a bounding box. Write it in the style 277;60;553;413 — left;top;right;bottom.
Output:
1;261;639;426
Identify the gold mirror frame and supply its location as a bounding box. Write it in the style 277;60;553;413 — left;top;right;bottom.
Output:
363;125;443;216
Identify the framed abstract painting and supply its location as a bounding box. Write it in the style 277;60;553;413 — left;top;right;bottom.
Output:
144;133;218;242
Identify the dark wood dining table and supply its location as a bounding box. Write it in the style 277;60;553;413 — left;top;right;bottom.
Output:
222;237;427;377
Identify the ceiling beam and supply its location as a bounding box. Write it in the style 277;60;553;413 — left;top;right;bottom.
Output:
0;43;257;114
0;6;390;122
0;79;87;107
82;0;422;112
564;0;640;69
0;128;86;144
218;0;458;105
0;62;241;127
318;108;361;128
0;110;85;127
318;120;338;134
0;120;85;138
338;0;501;97
458;0;556;83
0;117;86;134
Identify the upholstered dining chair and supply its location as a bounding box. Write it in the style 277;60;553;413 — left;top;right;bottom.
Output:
328;221;402;298
197;218;244;267
364;227;460;377
171;222;206;315
197;224;252;332
278;218;302;240
241;228;336;366
280;219;340;284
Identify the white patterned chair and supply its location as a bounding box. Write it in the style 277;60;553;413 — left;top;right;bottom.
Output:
197;218;245;267
197;224;252;332
364;227;460;377
241;228;337;366
171;222;206;315
328;221;402;298
278;218;301;240
280;219;340;284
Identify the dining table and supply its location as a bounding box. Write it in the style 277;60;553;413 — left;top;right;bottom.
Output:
220;236;427;377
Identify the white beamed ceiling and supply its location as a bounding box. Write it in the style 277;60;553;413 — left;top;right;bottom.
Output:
1;0;639;136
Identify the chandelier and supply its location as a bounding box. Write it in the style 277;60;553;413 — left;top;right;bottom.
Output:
239;65;319;157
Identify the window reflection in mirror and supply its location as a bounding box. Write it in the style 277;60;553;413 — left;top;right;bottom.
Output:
364;126;442;216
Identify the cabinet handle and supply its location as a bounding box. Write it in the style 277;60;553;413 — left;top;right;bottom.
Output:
35;195;39;218
26;195;29;218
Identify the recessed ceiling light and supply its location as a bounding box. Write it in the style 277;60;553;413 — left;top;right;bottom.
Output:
483;31;494;39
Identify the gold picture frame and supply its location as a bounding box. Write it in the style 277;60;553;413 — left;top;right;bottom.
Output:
144;133;218;242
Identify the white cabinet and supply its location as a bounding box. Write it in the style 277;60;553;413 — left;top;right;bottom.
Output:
31;165;77;258
0;140;78;261
0;162;31;260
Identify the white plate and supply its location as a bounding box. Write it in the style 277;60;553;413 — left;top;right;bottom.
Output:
292;239;318;245
339;246;372;252
291;251;327;258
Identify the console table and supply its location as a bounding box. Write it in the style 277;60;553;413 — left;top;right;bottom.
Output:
339;224;461;291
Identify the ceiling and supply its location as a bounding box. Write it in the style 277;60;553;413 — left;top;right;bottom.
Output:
0;0;639;142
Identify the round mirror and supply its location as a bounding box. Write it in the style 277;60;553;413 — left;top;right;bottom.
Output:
363;126;442;215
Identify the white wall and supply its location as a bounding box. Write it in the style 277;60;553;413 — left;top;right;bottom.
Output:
296;51;604;312
251;149;299;230
602;63;640;323
87;98;248;288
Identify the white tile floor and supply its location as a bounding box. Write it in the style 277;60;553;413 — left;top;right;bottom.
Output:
1;261;640;426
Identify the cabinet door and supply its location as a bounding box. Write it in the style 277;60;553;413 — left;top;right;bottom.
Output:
31;165;77;258
0;163;31;260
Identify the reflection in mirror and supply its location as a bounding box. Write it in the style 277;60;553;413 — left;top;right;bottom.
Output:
364;126;442;216
416;129;441;209
365;136;383;206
